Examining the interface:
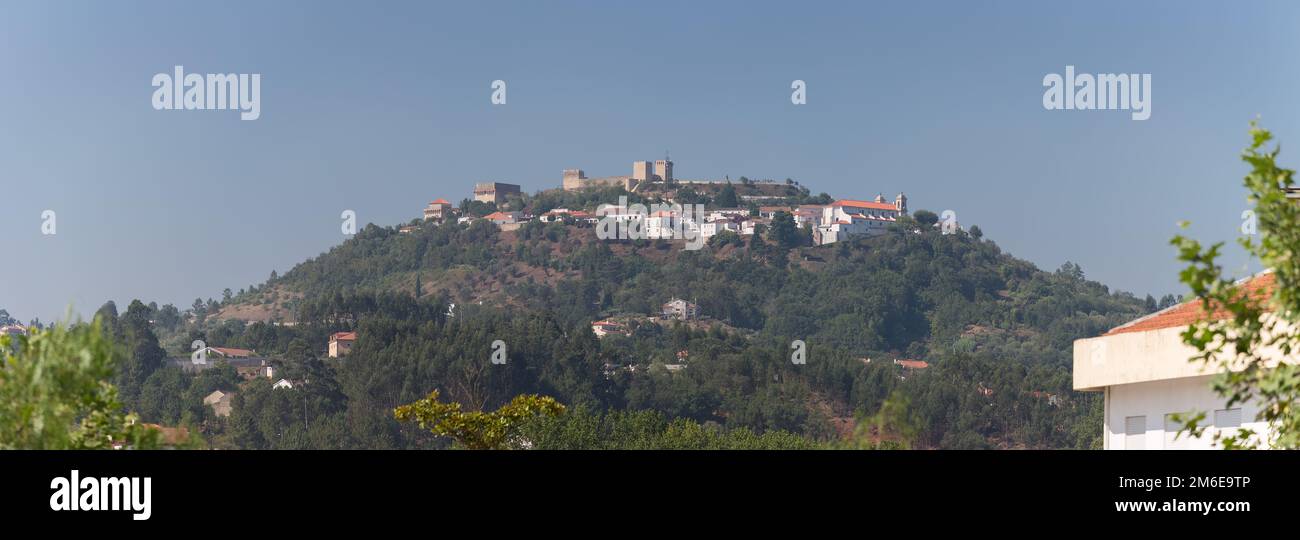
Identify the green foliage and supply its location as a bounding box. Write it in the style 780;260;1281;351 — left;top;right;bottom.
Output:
0;318;159;449
394;390;565;449
768;211;803;249
519;406;815;449
715;183;739;208
913;210;939;227
1171;122;1300;449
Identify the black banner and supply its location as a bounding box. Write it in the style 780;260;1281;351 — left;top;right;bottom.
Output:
1;450;1282;529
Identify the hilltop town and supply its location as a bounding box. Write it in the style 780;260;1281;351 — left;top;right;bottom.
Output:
407;157;918;247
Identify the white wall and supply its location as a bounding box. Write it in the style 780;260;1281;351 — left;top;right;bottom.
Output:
1105;375;1269;449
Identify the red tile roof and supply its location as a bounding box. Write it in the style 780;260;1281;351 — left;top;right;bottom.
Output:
831;200;898;211
1104;272;1276;336
430;198;451;205
894;359;929;369
331;331;357;342
211;347;253;357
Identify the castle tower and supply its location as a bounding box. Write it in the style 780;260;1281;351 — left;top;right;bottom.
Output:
895;192;908;214
654;157;673;183
632;161;653;182
562;169;587;191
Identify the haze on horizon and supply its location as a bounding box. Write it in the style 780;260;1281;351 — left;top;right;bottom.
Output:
2;0;1297;323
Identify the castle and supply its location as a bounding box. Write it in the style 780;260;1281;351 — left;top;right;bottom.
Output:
563;157;674;192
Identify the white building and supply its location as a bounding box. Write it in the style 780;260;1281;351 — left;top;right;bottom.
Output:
700;220;741;240
591;320;627;338
662;298;698;321
1072;272;1276;449
814;196;905;245
644;210;701;240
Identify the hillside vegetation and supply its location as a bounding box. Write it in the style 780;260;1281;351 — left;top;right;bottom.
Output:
120;207;1151;449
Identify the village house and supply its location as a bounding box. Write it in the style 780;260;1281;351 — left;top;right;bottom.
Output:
699;219;741;240
644;209;702;240
423;198;455;222
591;320;628;338
661;298;699;321
213;346;255;358
893;359;929;370
204;390;233;417
1072;271;1284;449
236;364;276;381
539;208;596;224
329;331;356;358
483;211;523;226
473;182;521;206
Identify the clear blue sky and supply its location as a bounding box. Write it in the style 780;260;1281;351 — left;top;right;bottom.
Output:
3;0;1297;323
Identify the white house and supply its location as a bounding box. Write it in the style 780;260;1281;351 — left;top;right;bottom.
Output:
700;220;741;240
591;320;627;338
1073;272;1278;449
814;196;904;245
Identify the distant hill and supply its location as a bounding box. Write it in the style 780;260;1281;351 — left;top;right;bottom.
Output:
202;208;1147;448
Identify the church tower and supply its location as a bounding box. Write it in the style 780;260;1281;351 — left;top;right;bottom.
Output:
895;192;908;214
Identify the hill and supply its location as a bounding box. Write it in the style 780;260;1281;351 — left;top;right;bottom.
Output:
160;206;1150;449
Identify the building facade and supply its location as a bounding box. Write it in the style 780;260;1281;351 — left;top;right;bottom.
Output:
423;198;454;221
474;182;521;205
329;331;356;358
1073;272;1277;449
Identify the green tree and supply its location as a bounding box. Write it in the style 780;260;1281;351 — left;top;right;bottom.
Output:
913;210;939;227
0;318;159;449
1172;122;1300;449
394;390;565;449
716;183;739;208
768;211;802;249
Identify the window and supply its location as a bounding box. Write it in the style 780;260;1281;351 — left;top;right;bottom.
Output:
1124;416;1146;450
1214;408;1242;430
1164;414;1190;449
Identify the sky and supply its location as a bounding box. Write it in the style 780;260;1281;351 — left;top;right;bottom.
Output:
2;0;1298;324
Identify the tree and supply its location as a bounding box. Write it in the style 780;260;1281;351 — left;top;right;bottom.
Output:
716;183;739;208
0;318;159;449
394;390;565;449
913;210;939;227
768;211;801;249
969;225;983;241
1172;122;1300;449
